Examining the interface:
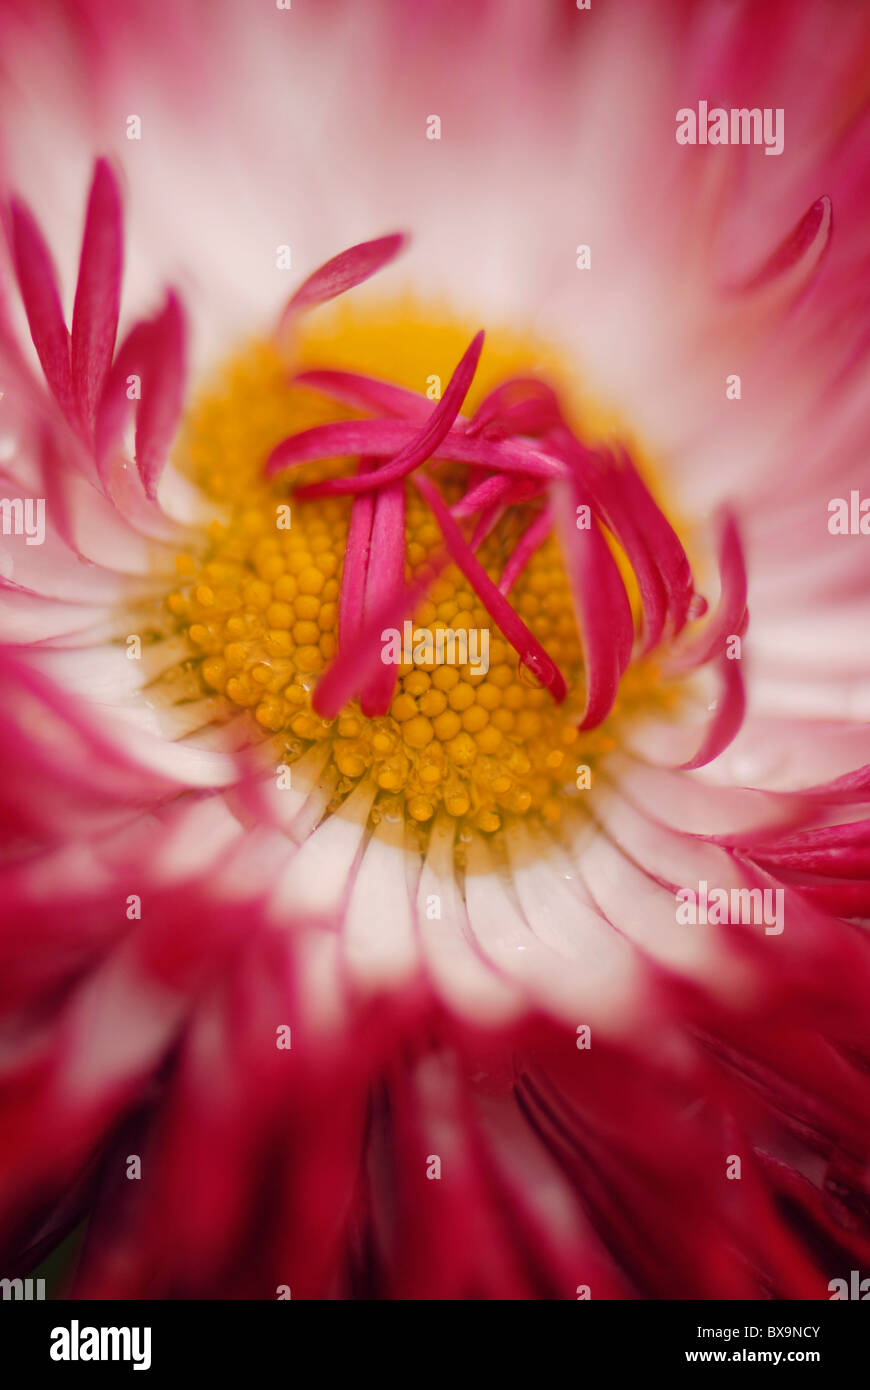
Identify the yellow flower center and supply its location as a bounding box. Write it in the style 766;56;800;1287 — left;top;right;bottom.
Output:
164;301;676;834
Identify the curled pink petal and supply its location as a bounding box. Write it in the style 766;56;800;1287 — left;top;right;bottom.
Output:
667;512;748;673
414;473;567;703
338;459;376;649
312;556;448;720
453;472;542;523
499;507;552;595
451;473;509;520
135;291;186;500
93;315;155;486
552;475;633;729
467;377;563;439
734;195;832;295
279;233;406;330
469;503;502;550
359;480;406;717
550;428;692;646
266;419;563;491
294;368;434;423
267;418;417;476
467;477;541;549
678;655;746;771
71;158;123;434
593;453;671;655
611;447;695;640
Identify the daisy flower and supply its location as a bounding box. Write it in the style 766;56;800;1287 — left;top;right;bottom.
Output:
1;0;869;1301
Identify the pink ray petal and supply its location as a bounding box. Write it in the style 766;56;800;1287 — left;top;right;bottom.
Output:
467;477;542;548
552;475;632;729
71;158;123;435
790;764;870;803
278;233;407;331
769;821;870;853
277;331;485;500
733;195;832;295
452;473;507;519
785;877;870;916
584;450;669;656
677;654;746;771
294;368;434;423
610;445;694;639
267;419;563;493
550;428;689;650
469;506;500;550
134;291;186;500
467;376;563;439
454;472;542;522
338;458;376;649
753;836;870;878
666;512;748;673
414;473;567;703
499;506;552;595
94;315;155;485
359;480;406;716
312;555;448;720
0;648;177;804
8;196;77;427
603;443;693;640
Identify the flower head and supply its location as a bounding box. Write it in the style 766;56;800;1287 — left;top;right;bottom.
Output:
1;0;870;1301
